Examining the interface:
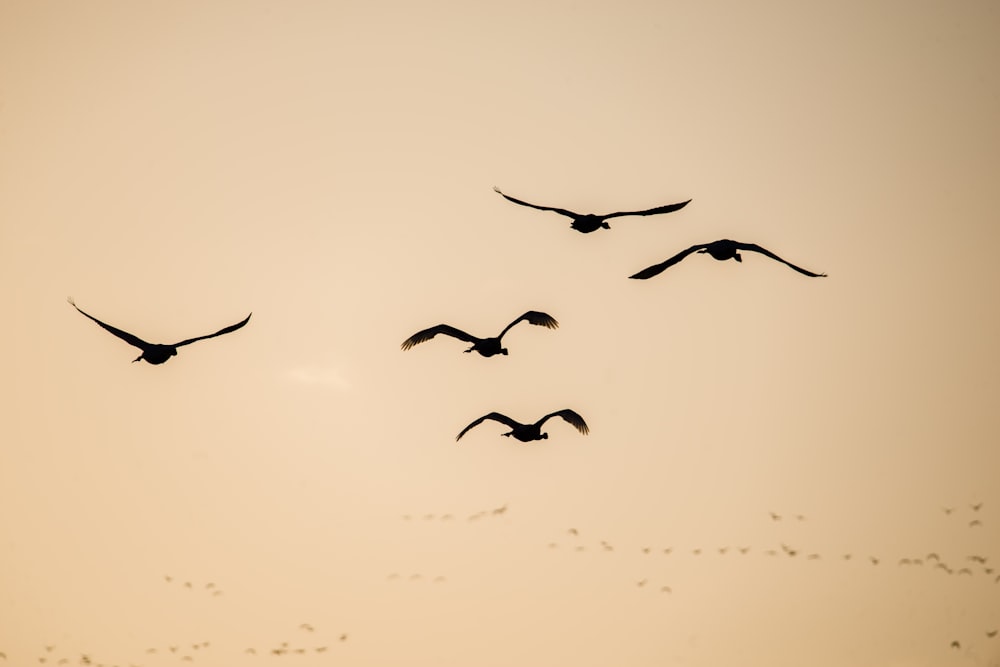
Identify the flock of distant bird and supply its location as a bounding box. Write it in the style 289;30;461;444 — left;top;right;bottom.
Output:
67;187;826;444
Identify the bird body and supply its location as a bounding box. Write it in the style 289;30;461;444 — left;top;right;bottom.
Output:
494;187;691;233
402;311;557;356
456;409;589;442
68;298;250;364
629;239;826;279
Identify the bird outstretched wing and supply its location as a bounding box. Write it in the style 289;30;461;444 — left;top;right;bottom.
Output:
737;243;827;277
456;412;522;441
493;187;579;219
603;199;692;219
628;244;708;279
401;324;478;350
536;409;589;435
173;313;252;348
68;298;151;350
497;311;559;339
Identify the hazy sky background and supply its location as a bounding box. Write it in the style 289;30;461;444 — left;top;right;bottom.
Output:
1;1;998;665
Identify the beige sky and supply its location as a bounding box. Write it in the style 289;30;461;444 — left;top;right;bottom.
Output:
1;1;998;665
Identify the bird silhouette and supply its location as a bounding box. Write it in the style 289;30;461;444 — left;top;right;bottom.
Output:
629;239;826;279
493;187;691;233
401;311;557;357
456;409;589;442
68;298;250;364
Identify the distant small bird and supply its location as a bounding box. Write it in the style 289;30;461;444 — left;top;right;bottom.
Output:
68;298;250;364
568;528;579;536
493;186;691;233
636;579;647;587
971;502;984;511
339;634;348;642
951;640;961;649
986;630;997;638
970;519;983;527
870;557;880;565
401;311;558;357
943;507;955;515
629;239;827;279
739;547;751;555
659;586;672;593
299;623;314;632
769;512;782;521
456;409;589;442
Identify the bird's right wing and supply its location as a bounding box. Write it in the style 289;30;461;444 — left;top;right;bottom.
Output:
497;311;559;338
628;244;706;279
401;324;477;350
68;298;151;350
737;243;827;277
456;412;520;441
173;313;252;347
538;409;590;435
493;187;579;219
603;199;693;219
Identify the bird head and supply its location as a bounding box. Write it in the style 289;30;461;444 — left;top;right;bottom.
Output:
501;348;509;356
541;433;549;439
601;222;610;229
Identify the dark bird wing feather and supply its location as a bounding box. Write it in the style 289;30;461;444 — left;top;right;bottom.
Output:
628;244;708;279
173;313;252;348
737;243;827;277
401;324;478;350
456;412;522;441
536;409;589;435
603;199;692;219
497;311;559;339
493;187;579;219
68;298;151;350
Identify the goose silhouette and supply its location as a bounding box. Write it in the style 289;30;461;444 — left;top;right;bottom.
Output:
629;239;826;279
68;298;250;364
456;410;589;442
402;311;557;357
494;187;691;233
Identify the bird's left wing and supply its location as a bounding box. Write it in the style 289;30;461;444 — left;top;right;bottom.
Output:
628;244;706;280
493;187;579;219
68;298;151;350
537;409;589;435
737;243;827;277
173;313;252;347
604;199;692;219
456;412;520;441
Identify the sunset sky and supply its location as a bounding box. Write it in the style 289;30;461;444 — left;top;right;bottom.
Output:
1;1;998;665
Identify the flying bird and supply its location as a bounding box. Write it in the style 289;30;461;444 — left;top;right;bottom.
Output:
401;311;557;357
456;409;589;442
68;298;250;364
629;239;827;279
493;186;691;233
